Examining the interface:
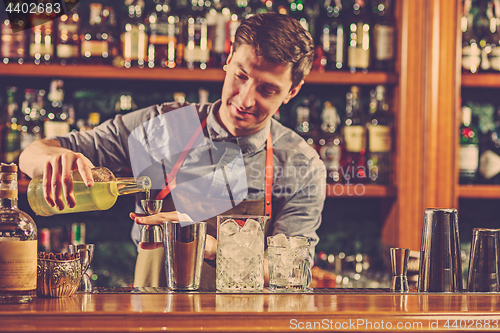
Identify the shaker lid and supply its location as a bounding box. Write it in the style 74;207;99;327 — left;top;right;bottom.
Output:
0;163;17;173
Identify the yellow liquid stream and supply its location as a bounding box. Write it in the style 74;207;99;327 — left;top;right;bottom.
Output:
27;179;119;217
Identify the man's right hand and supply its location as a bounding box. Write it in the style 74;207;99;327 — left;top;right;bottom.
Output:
19;139;95;211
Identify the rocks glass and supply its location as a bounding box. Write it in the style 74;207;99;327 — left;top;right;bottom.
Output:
216;215;267;292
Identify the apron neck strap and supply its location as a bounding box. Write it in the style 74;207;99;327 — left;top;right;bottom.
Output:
156;117;274;221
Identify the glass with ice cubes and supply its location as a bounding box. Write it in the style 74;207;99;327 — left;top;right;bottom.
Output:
216;215;268;292
267;234;311;292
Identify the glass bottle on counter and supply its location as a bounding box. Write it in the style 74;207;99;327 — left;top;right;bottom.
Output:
341;85;367;183
44;79;70;138
80;3;110;64
0;163;37;304
347;0;371;73
318;101;343;183
371;0;395;72
459;106;480;184
1;87;21;164
462;0;482;73
1;18;27;64
184;0;209;70
121;0;148;68
366;85;393;184
147;0;180;69
56;9;81;66
27;167;152;217
320;0;345;71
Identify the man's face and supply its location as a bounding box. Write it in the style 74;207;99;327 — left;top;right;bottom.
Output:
218;44;303;137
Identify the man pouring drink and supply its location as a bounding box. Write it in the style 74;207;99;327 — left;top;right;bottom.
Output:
19;13;326;290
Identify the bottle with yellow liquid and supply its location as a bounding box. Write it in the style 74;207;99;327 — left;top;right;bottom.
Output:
27;167;151;217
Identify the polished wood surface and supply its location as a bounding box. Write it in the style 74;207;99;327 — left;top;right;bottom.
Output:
1;291;499;333
458;185;500;199
462;73;500;87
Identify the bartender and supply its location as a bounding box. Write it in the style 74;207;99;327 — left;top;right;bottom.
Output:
19;13;326;290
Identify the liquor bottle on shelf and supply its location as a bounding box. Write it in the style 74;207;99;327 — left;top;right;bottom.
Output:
366;85;393;184
486;0;500;71
147;0;180;69
479;107;500;184
1;87;21;164
459;106;480;184
318;101;343;183
102;6;120;67
29;20;54;65
1;18;27;64
347;0;371;73
184;0;209;70
80;3;111;65
289;0;310;33
294;96;318;150
19;89;43;152
207;0;230;69
319;0;346;71
462;0;482;73
44;79;70;138
0;163;37;304
371;0;395;72
478;0;496;71
56;9;81;66
341;85;367;183
121;0;148;68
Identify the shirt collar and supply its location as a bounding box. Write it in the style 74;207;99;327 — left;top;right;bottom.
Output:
207;99;270;155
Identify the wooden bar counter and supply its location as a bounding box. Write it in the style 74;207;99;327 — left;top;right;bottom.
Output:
1;288;500;332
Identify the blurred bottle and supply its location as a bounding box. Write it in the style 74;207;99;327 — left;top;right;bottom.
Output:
56;9;81;66
478;0;496;71
121;0;148;68
295;96;318;150
78;112;100;132
44;79;70;138
38;228;51;252
486;0;500;71
29;20;54;65
102;6;121;67
479;107;500;184
1;18;27;64
462;0;482;73
80;3;111;64
71;223;86;245
289;0;310;33
184;0;209;70
459;106;480;184
341;86;367;183
320;0;346;71
366;85;393;184
1;87;21;163
371;0;395;71
147;0;179;68
318;101;343;183
19;89;43;152
207;0;231;69
347;0;371;73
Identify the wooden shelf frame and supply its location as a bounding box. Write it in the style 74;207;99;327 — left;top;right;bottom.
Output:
458;185;500;199
462;73;500;87
0;63;398;85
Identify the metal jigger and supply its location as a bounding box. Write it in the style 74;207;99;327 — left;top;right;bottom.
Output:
139;200;163;243
68;244;95;293
390;248;410;292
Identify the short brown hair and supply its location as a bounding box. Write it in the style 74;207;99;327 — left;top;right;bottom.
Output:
233;13;315;89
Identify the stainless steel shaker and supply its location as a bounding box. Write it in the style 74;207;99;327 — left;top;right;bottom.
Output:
417;208;463;292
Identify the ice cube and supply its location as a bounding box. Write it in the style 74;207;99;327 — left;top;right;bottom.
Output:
289;236;309;249
241;218;262;237
270;233;289;247
220;219;241;236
